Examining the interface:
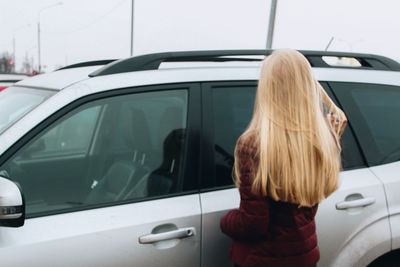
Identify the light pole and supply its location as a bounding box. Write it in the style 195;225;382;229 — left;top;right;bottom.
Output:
130;0;135;56
266;0;278;49
37;2;63;73
325;37;334;51
13;24;31;72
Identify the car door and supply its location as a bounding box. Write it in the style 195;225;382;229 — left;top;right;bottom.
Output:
329;82;400;256
199;81;390;267
0;84;201;267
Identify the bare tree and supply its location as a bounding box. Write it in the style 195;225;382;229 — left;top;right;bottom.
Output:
0;52;15;73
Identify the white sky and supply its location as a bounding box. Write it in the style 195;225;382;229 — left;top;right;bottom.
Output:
1;0;399;72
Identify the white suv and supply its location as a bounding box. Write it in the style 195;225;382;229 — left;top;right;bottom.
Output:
0;51;399;267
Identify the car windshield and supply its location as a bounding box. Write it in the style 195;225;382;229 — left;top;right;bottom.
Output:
0;86;55;133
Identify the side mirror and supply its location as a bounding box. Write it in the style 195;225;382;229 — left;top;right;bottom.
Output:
0;177;25;227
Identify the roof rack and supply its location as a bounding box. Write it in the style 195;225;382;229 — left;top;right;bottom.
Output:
89;50;400;77
57;59;117;71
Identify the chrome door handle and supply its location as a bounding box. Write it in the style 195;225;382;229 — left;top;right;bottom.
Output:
336;197;376;210
139;227;196;244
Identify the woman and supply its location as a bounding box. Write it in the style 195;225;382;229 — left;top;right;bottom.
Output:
220;49;347;267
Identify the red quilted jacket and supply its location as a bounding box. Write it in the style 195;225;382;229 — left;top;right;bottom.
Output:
220;141;320;267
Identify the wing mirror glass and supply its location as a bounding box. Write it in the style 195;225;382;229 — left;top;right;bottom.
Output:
0;177;25;227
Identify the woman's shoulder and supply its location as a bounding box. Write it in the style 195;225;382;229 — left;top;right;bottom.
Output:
236;132;258;156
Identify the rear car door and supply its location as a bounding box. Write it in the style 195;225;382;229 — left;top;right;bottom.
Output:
199;81;390;267
330;82;400;256
0;84;201;267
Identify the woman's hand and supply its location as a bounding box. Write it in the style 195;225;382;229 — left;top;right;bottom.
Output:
316;81;348;138
326;111;347;137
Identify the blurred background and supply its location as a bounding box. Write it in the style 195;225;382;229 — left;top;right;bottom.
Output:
0;0;399;73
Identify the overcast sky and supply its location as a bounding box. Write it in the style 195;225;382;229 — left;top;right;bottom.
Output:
1;0;399;72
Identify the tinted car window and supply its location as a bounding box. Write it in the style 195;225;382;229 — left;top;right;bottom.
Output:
330;82;400;165
207;82;364;188
212;85;256;187
323;83;365;170
0;89;189;217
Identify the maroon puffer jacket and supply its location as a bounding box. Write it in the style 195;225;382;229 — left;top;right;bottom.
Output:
220;142;320;267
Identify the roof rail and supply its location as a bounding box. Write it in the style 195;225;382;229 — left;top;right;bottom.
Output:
57;59;117;71
89;50;400;77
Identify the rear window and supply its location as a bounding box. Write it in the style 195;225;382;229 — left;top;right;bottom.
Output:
0;87;54;133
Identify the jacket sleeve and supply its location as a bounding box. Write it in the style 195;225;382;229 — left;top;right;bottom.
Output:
220;143;270;242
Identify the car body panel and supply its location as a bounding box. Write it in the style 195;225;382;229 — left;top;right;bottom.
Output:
15;66;103;90
0;74;28;83
0;195;201;267
328;217;391;267
0;74;28;89
14;61;400;92
77;67;400;95
200;189;239;267
316;169;390;266
370;161;400;250
200;168;390;267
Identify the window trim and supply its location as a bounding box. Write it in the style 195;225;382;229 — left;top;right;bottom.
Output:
0;82;201;219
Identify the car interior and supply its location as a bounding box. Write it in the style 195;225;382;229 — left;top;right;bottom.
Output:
0;90;188;216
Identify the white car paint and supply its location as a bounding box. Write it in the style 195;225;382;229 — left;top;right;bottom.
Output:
199;168;390;267
0;74;28;88
16;66;103;90
0;195;201;267
370;161;400;250
0;58;399;266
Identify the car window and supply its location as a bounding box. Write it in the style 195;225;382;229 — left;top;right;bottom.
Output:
0;89;189;217
212;85;256;187
0;87;54;133
205;82;364;189
322;83;365;170
27;106;101;156
330;82;400;165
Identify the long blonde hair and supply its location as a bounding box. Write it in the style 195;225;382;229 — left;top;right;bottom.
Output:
234;49;342;207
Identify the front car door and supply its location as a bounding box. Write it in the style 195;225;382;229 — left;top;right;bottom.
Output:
199;81;390;267
0;84;201;267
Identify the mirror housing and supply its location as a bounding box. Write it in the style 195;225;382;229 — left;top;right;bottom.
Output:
0;177;25;227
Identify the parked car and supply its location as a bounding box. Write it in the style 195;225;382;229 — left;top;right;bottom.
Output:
0;73;28;91
0;50;399;267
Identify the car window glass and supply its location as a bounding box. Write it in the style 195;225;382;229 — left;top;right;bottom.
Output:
212;85;256;187
209;83;364;188
0;87;54;133
321;83;365;170
0;89;188;217
330;82;400;165
27;106;101;156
